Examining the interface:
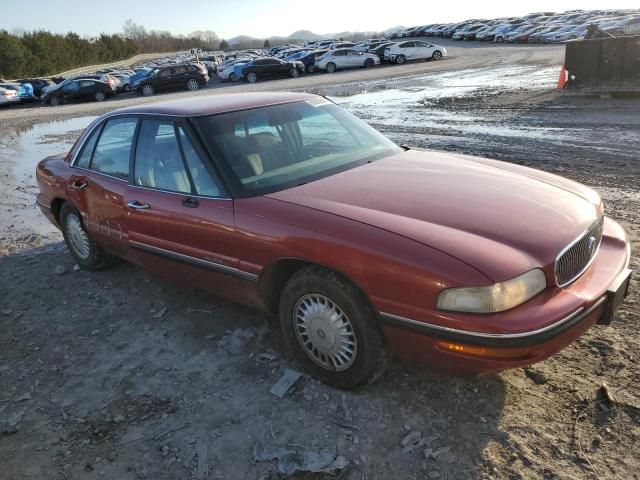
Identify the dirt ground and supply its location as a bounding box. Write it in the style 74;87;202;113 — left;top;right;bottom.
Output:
1;41;639;480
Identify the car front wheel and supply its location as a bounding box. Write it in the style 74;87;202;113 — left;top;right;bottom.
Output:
326;62;336;73
246;72;258;83
290;67;299;78
141;84;154;96
94;91;106;102
432;50;443;60
364;58;374;68
395;55;406;64
49;95;61;106
60;203;113;270
279;266;390;389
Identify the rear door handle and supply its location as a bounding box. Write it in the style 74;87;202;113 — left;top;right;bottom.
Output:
72;180;88;189
127;200;150;209
182;197;199;208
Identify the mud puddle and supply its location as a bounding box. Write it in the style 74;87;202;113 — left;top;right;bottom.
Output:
0;116;94;249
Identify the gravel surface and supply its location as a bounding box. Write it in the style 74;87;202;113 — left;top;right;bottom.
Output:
1;41;639;480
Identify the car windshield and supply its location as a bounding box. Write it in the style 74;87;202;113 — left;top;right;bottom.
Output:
195;99;402;197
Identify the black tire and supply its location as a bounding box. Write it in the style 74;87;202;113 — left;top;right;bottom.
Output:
229;73;238;82
141;84;155;97
326;62;336;73
279;266;390;389
307;65;315;73
124;84;131;92
60;203;114;271
49;95;61;106
432;50;443;61
94;91;106;102
246;71;258;83
395;55;406;64
495;36;504;43
364;58;374;68
290;67;299;78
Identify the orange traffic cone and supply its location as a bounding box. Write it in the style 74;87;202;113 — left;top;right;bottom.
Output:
557;63;568;90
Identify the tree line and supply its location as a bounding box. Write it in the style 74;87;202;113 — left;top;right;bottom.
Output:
0;20;215;79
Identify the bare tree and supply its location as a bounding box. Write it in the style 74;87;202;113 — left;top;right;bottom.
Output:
123;19;147;41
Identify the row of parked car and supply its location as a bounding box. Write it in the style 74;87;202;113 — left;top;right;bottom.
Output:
392;8;640;43
215;39;447;82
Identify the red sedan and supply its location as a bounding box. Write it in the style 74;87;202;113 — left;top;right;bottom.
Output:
36;92;631;388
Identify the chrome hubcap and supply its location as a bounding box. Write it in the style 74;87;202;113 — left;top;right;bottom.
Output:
187;80;198;90
66;214;90;260
294;294;357;371
143;85;153;96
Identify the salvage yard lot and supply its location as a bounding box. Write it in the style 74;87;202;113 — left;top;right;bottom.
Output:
1;41;639;479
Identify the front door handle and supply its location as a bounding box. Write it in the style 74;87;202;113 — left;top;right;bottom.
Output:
72;180;88;189
127;200;150;209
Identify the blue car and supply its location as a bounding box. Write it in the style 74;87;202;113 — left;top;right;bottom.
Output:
297;50;328;73
129;68;153;88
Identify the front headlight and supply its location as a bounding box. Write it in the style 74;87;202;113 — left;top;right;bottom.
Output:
436;268;547;313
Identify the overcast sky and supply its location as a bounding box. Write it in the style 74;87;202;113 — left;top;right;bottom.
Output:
2;0;637;39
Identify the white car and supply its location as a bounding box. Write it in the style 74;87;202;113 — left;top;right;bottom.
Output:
384;41;447;64
0;87;20;106
315;48;380;73
217;58;251;81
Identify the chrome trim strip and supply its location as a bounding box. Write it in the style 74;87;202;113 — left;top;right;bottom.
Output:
128;240;257;282
71;165;128;183
379;296;607;347
127;184;232;201
554;216;603;287
36;199;51;210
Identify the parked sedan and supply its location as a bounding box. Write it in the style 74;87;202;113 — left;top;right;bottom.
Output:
315;49;380;72
0;86;20;106
297;50;329;73
41;78;116;106
133;63;209;97
241;58;305;83
35;92;631;388
384;41;446;63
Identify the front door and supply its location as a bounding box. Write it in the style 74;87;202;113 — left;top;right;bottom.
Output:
123;119;251;296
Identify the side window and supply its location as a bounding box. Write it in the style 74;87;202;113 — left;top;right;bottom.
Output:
158;68;172;77
63;81;79;92
79;80;94;87
75;126;100;169
178;127;221;197
91;118;137;180
134;120;191;194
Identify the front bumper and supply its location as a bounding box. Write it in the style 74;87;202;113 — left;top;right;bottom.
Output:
376;216;631;373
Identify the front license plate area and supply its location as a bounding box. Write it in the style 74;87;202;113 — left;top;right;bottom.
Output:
598;268;632;325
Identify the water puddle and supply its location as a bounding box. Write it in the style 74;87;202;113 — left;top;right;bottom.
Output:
0;115;95;240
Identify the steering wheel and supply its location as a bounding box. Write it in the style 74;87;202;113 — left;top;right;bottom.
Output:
306;140;335;158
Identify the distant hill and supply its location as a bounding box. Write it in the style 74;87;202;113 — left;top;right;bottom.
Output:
225;26;406;48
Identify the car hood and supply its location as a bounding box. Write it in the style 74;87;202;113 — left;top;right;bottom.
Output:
267;150;601;282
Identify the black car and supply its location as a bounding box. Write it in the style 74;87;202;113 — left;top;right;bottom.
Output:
368;43;396;62
241;58;305;83
41;79;116;106
134;63;209;97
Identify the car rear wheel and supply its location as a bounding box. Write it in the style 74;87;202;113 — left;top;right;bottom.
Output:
141;84;154;96
186;79;200;91
395;55;406;64
247;72;258;83
94;91;106;102
364;58;374;68
290;68;299;78
279;266;390;389
326;62;336;73
432;50;443;60
60;203;114;270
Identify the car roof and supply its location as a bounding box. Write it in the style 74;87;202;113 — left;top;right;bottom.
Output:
112;92;317;117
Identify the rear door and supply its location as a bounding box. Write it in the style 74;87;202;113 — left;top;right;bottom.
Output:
124;119;246;293
76;116;138;258
402;41;417;60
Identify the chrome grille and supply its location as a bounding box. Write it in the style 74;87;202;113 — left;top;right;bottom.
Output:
555;217;604;287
